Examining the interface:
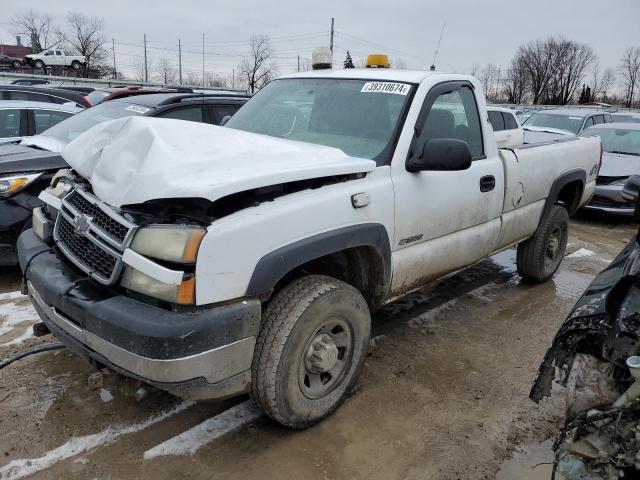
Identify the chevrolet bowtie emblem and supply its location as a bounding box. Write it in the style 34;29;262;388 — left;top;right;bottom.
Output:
72;214;90;234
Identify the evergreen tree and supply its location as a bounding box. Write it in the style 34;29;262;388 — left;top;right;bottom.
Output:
585;86;592;103
344;51;355;69
578;84;586;104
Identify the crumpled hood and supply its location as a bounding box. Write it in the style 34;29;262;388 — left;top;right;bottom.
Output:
599;151;640;177
62;116;376;207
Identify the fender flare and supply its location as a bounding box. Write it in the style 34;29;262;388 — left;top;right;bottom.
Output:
246;223;391;298
542;168;586;217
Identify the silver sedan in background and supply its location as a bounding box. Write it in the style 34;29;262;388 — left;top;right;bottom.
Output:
580;123;640;215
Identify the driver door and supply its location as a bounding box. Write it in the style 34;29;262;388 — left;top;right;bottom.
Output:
390;81;504;294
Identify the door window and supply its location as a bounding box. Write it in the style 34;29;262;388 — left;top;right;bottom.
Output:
604;114;612;123
212;105;241;125
55;51;63;56
592;115;604;125
583;117;594;129
33;109;74;134
488;111;505;131
414;85;484;159
0;109;21;138
503;112;518;130
44;51;54;56
157;106;203;122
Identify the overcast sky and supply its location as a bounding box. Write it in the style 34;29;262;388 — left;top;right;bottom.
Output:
2;0;639;82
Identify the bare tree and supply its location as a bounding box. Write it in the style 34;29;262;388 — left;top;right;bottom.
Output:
516;39;557;104
503;56;529;104
132;56;146;82
479;64;500;99
589;63;616;102
620;46;640;108
10;10;62;53
155;56;177;84
544;38;594;105
204;72;228;88
63;12;106;73
184;70;202;86
239;35;275;94
469;63;480;76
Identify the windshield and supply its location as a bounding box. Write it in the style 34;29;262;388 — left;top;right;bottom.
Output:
39;101;153;144
226;78;413;160
581;127;640;156
86;90;110;105
523;113;584;134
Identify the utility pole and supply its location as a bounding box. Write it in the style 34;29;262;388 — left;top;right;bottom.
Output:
202;33;205;88
143;34;148;83
495;65;501;99
178;39;182;85
297;55;300;72
330;18;335;54
232;68;235;90
112;38;116;79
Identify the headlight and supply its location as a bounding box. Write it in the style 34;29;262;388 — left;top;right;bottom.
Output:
121;267;195;304
130;226;206;263
0;173;42;197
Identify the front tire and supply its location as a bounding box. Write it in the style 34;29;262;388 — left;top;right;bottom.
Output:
516;205;569;283
251;275;371;429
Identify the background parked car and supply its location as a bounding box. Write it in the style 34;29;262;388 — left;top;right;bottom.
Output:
0;91;249;265
487;106;524;148
0;53;23;68
612;112;640;124
523;108;613;143
8;78;51;86
85;86;198;106
579;123;640;215
0;100;82;144
0;85;90;108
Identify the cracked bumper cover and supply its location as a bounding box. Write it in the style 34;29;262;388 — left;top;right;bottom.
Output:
18;229;261;400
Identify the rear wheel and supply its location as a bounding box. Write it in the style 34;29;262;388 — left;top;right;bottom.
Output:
71;60;81;70
34;59;45;69
251;275;371;429
516;205;569;283
11;60;21;69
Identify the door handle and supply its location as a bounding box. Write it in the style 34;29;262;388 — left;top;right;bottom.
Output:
480;175;495;192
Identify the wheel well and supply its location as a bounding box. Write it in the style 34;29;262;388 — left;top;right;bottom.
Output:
272;246;387;308
556;179;584;215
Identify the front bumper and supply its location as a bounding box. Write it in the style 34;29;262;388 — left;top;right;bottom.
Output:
583;184;635;215
18;229;261;400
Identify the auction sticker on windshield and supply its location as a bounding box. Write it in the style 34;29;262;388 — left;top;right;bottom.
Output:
361;82;410;95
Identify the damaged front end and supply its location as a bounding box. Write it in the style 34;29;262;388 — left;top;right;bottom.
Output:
530;179;640;478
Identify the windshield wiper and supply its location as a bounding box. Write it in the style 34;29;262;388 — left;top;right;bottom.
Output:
608;150;640;156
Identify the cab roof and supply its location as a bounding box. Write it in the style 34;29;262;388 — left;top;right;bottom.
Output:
279;68;452;84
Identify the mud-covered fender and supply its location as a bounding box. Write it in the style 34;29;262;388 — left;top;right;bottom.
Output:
542;169;586;217
246;223;391;298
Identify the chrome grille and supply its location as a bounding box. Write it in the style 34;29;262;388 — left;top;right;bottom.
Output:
54;188;136;285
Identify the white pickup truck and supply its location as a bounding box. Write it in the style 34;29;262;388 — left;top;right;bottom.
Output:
19;69;601;428
25;49;86;70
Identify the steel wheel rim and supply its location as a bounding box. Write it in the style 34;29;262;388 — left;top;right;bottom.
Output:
298;317;353;399
545;226;562;269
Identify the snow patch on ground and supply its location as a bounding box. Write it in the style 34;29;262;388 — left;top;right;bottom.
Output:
0;291;26;301
0;295;39;345
0;401;194;480
566;248;595;259
143;401;262;459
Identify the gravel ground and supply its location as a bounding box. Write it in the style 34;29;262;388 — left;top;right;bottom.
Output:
0;212;636;480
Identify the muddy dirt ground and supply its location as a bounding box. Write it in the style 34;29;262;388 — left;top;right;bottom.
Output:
0;212;637;480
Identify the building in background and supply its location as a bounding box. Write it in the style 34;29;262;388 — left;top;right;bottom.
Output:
0;37;33;59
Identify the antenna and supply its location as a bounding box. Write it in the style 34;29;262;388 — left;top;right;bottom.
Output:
430;21;446;71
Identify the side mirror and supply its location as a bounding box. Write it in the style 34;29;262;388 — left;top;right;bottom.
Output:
406;138;472;173
220;115;231;126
